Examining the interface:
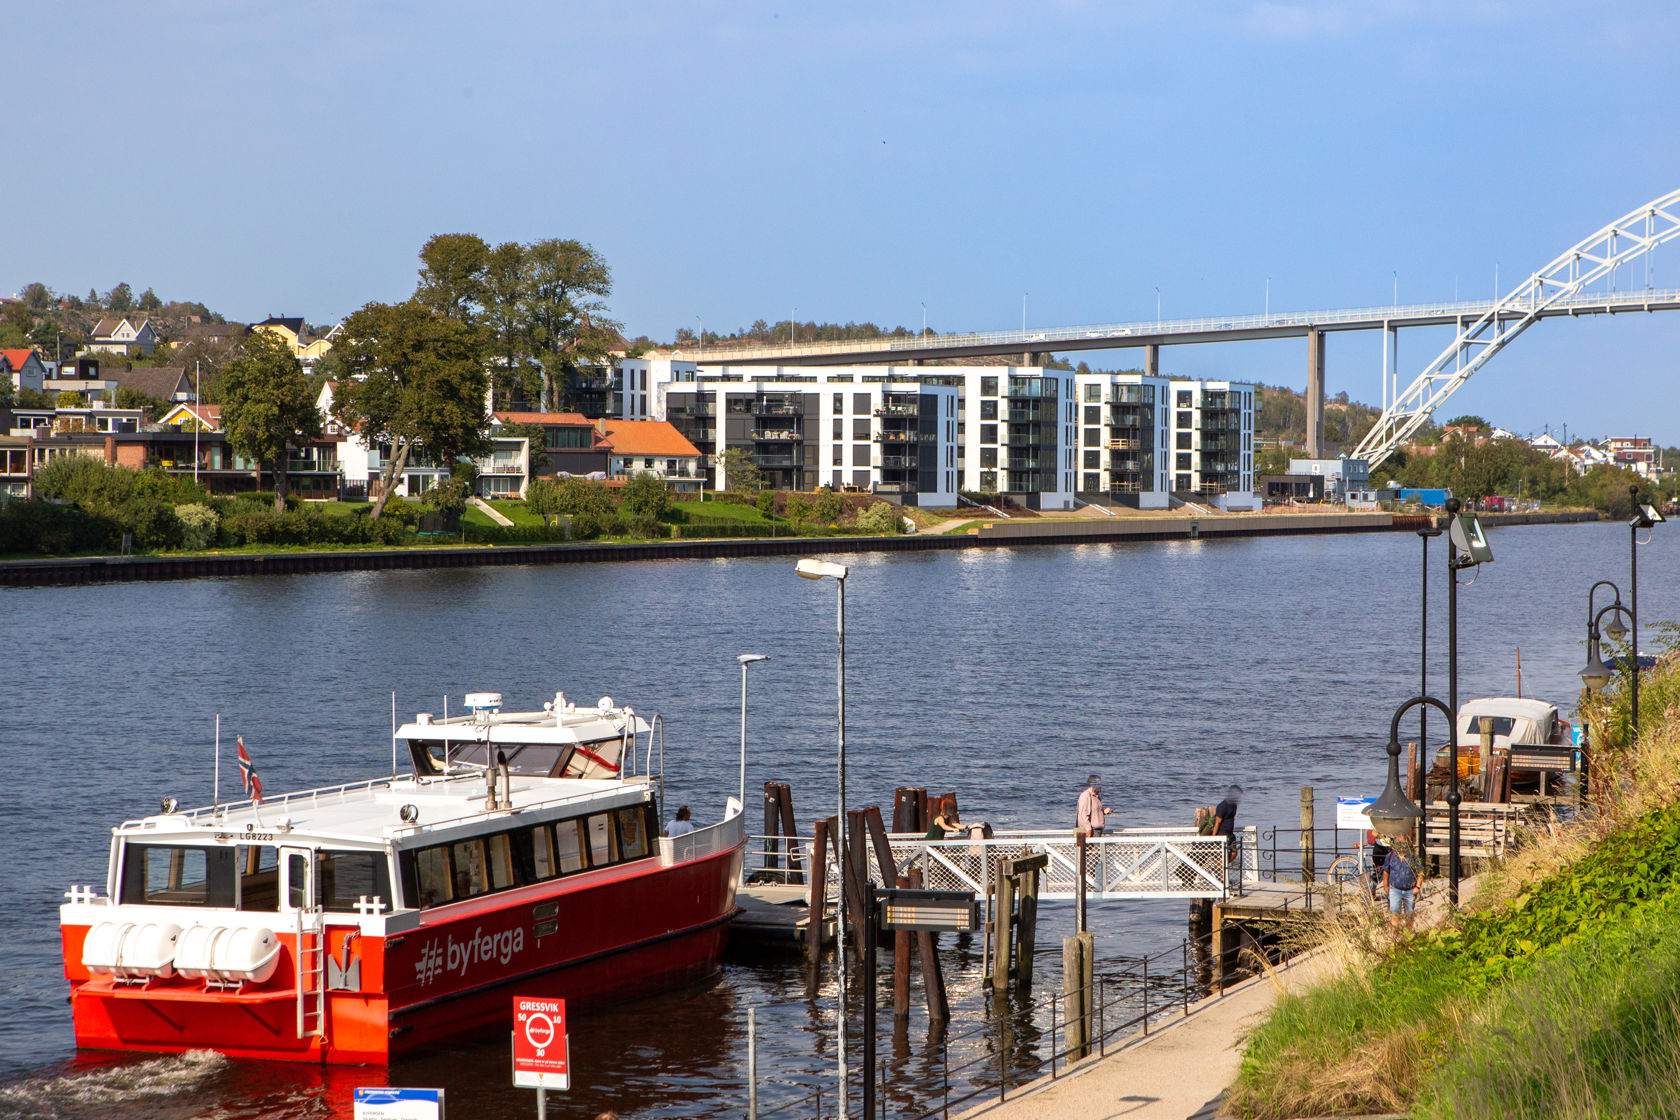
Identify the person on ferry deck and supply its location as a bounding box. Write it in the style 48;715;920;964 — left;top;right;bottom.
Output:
666;805;695;836
923;798;964;839
1077;774;1112;836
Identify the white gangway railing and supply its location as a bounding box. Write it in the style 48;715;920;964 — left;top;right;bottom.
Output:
774;825;1259;902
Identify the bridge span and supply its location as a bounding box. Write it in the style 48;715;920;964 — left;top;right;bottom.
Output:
693;288;1680;367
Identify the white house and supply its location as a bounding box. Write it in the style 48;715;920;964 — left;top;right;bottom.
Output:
86;317;160;357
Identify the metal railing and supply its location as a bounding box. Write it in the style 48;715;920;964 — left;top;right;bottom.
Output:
749;909;1289;1120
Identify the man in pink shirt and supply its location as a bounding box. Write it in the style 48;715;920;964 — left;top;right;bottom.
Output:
1077;774;1112;836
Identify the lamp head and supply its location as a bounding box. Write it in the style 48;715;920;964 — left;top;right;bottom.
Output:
738;653;770;665
1365;736;1422;840
1632;503;1665;530
795;558;849;581
1580;649;1614;694
1604;612;1629;642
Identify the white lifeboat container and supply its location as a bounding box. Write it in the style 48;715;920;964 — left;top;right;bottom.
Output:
212;926;280;984
173;925;225;980
116;922;181;980
81;921;134;975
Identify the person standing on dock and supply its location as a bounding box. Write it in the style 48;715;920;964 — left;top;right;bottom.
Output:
1213;785;1243;893
1077;774;1112;836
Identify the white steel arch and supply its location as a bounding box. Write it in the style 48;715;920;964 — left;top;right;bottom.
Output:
1355;189;1680;468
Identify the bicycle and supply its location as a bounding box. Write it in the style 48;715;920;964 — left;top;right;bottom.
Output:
1327;848;1375;885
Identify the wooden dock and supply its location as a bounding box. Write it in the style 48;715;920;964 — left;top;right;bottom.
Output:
731;884;835;947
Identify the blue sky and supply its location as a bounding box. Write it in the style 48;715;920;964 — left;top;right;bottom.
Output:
5;1;1679;440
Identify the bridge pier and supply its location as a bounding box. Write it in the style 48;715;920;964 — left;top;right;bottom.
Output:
1023;351;1045;367
1305;328;1326;458
1145;344;1159;378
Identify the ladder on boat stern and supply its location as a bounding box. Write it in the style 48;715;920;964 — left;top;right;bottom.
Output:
295;909;327;1043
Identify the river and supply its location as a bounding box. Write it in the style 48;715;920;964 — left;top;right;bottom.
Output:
1;522;1671;1119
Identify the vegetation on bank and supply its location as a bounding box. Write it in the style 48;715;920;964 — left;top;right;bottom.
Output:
1229;647;1680;1120
0;458;919;559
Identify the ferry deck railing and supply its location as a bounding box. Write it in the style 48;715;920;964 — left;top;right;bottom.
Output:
660;798;746;865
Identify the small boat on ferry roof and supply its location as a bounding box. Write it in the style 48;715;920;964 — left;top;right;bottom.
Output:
60;690;745;1064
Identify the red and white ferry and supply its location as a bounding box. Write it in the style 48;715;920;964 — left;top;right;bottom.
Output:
59;691;745;1064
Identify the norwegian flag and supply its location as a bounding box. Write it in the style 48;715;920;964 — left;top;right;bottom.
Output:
236;735;264;803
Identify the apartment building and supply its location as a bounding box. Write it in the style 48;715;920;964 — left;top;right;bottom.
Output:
1166;380;1257;510
1072;372;1173;508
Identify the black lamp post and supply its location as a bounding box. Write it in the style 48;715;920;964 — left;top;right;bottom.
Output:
1628;485;1665;744
1417;526;1443;762
1580;581;1628;697
1443;497;1492;906
1367;696;1453;841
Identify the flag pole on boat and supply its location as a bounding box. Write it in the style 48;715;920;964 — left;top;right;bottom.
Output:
391;692;398;780
213;714;221;812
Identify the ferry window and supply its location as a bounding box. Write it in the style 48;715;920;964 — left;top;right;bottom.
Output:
554;819;588;872
452;838;488;898
485;834;515;890
287;852;310;909
615;807;649;860
520;824;557;881
316;850;392;912
121;844;235;907
239;845;280;911
413;846;454;907
586;814;616;866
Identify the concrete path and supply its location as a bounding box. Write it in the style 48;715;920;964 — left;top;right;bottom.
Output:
469;496;515;527
958;878;1471;1120
954;952;1336;1120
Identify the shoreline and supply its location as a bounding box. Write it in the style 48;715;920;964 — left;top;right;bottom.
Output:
0;509;1600;587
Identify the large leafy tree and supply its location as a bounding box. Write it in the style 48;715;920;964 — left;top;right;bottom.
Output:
334;300;490;519
221;329;322;511
522;238;620;412
483;241;535;408
414;233;491;324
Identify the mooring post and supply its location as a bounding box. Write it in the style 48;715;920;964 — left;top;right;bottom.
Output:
892;874;911;1018
763;782;781;877
909;869;948;1019
776;783;803;883
1062;935;1086;1059
807;817;830;964
993;861;1015;993
1016;867;1039;992
1078;930;1094;1049
1075;831;1088;934
1300;786;1315;884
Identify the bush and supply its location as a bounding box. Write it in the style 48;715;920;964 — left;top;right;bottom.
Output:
621;472;672;520
525;478;565;524
31;456;135;508
121;498;183;550
755;490;776;517
555;477;616;517
813;489;847;522
620;511;668;539
425;477;471;517
856;502;901;535
176;503;220;550
569;511;605;540
785;495;814;523
462;523;573;545
0;499;121;554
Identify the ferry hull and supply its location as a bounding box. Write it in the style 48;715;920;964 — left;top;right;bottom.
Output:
64;844;743;1064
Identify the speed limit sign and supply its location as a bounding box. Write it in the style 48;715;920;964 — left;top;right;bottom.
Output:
512;997;569;1089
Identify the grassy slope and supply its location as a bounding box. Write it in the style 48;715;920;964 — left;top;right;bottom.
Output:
1229;654;1680;1120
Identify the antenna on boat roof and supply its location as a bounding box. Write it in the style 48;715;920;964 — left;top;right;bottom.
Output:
213;714;221;813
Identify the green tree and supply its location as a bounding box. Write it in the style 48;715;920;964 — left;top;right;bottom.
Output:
553;476;615;517
415;233;491;324
621;472;671;520
106;283;134;313
84;288;100;310
114;386;168;418
21;282;51;310
56;390;82;408
425;475;471;517
522;238;620;411
723;447;765;491
524;478;565;525
221;329;322;512
138;288;162;312
334;300;490;519
856;501;902;535
484;241;534;407
1445;414;1490;431
784;495;814;523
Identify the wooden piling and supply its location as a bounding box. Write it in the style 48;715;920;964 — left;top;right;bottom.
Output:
763;782;782;877
775;783;803;883
909;869;948;1020
807;817;830;964
864;807;896;889
1062;936;1087;1059
1299;786;1315;883
892;874;911;1018
993;861;1015;992
1017;866;1039;991
844;811;868;950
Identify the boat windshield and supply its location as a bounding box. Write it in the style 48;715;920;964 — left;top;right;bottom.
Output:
118;843;392;913
411;740;571;776
121;844;236;908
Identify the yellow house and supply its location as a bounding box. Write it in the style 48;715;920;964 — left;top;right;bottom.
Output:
252;316;341;366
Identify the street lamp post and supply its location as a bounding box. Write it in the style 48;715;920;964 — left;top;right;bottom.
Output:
1366;695;1451;840
1443;497;1493;906
1418;526;1443;761
795;557;850;1119
1629;485;1665;743
738;654;770;808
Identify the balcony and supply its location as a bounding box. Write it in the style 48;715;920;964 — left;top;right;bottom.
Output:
672;402;715;416
753;399;803;416
873;404;919;417
1107;437;1140;450
751;429;802;442
1007;407;1055;424
879;453;918;469
480;463;525;475
753;454;801;468
873;430;924;444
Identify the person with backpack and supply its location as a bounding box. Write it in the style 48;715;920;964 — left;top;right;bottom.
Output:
1382;830;1420;932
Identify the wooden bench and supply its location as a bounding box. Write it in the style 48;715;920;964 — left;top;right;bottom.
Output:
1421;801;1524;866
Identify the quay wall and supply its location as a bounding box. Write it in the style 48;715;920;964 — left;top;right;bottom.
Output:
0;508;1601;587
